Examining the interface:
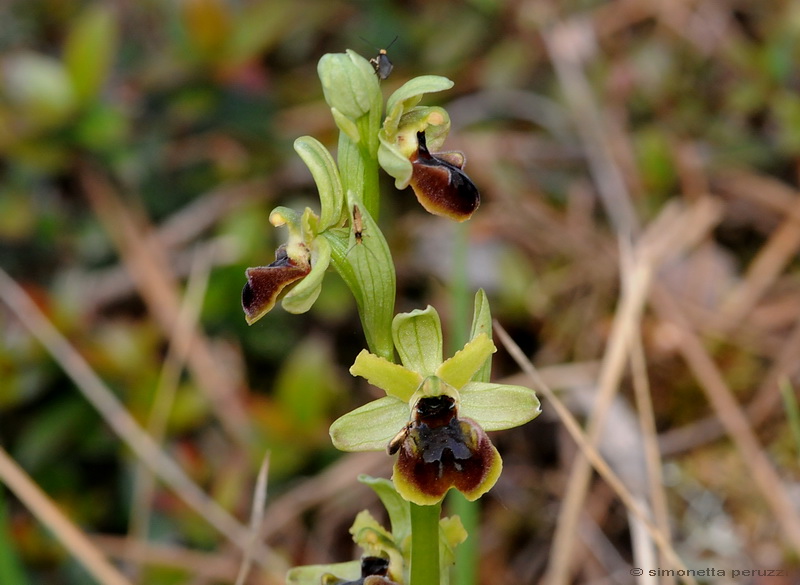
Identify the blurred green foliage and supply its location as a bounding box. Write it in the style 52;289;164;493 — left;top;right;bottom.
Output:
1;0;800;583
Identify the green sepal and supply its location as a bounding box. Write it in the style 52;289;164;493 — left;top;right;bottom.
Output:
392;306;443;377
324;193;395;360
384;75;454;136
459;382;541;431
350;350;422;402
286;561;360;585
281;235;331;313
329;396;409;451
468;289;493;383
293;136;345;230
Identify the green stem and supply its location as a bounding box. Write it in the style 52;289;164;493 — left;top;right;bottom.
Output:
410;502;441;585
448;221;478;585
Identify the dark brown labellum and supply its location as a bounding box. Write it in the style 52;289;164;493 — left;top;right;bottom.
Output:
391;394;497;501
241;245;310;324
409;131;480;222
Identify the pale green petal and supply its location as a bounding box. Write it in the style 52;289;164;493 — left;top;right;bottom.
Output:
281;236;331;313
436;333;496;389
329;396;410;451
378;130;413;189
459;382;541;431
349;350;421;401
392;306;442;377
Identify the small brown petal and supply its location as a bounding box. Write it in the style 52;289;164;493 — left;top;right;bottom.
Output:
409;131;480;222
241;245;311;325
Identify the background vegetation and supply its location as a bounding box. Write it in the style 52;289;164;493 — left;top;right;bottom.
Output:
1;0;800;583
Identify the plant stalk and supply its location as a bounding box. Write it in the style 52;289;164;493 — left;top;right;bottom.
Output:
410;502;441;585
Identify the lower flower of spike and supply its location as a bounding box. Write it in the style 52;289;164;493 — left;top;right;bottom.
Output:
389;394;501;506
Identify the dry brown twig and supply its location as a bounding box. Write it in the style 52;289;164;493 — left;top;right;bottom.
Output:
493;323;698;585
0;447;134;585
79;164;252;446
0;266;287;579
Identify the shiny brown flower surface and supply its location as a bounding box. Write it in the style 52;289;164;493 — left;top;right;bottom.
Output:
409;130;480;222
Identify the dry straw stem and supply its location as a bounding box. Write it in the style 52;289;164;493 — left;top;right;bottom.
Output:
235;452;271;585
717;172;800;329
0;267;287;579
650;285;800;552
628;329;674;585
0;446;133;585
79;165;251;446
543;196;722;585
493;323;698;585
129;248;213;571
92;535;245;582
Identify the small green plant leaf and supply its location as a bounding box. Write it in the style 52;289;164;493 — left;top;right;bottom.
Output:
63;4;118;104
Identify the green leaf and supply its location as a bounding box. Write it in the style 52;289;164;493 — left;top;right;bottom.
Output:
63;5;118;104
459;382;541;431
468;289;493;383
358;475;412;547
329;396;409;451
324;194;395;360
392;306;443;376
294;136;345;231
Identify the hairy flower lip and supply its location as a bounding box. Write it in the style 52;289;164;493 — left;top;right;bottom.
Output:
241;244;311;325
409;130;480;222
389;392;502;505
